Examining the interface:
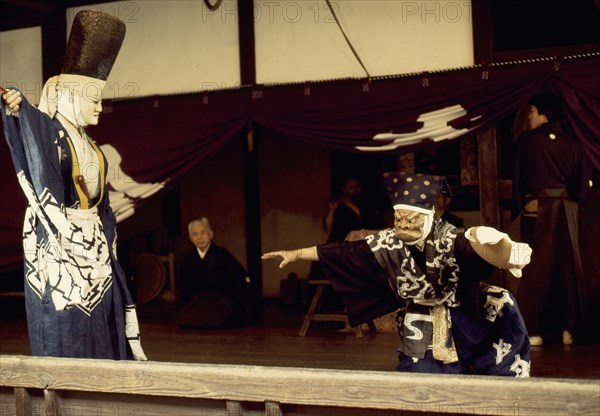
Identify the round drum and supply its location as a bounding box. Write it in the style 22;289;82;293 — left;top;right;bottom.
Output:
131;252;166;304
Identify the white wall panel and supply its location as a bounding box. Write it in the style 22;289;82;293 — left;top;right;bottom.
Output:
255;0;474;83
68;1;241;99
2;1;474;100
0;27;43;104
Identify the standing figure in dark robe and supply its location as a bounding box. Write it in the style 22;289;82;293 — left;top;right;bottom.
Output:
310;177;366;310
512;92;593;346
0;11;146;360
324;177;364;242
264;173;533;376
178;218;250;328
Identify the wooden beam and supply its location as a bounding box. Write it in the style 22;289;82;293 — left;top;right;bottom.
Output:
238;1;262;324
477;127;500;228
471;0;493;65
244;126;263;325
238;0;256;86
1;355;598;416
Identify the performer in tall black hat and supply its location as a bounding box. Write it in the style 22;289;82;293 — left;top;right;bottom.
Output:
1;10;146;360
263;172;533;376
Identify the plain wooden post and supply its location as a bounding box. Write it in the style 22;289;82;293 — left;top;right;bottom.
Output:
265;401;282;416
226;400;243;416
43;389;60;416
14;387;31;416
477;127;500;228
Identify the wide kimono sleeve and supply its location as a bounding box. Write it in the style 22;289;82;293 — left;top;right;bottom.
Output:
317;239;403;326
2;92;64;201
1;91;75;240
453;232;495;317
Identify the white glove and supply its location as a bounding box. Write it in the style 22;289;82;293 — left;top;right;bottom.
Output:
465;227;532;278
507;242;532;278
465;226;508;245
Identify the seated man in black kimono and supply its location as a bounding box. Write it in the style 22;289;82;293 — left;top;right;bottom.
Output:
263;173;533;376
178;217;250;328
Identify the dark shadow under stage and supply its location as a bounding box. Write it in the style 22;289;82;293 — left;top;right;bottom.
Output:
0;299;599;380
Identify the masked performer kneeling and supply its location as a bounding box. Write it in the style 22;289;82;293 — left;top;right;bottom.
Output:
263;173;532;376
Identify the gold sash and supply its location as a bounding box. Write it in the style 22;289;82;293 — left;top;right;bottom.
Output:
65;135;105;209
432;304;459;364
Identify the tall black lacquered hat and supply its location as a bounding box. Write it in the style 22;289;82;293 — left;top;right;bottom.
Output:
383;172;452;212
61;10;126;80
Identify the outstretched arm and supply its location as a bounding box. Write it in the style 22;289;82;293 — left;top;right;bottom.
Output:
261;247;318;268
465;226;532;277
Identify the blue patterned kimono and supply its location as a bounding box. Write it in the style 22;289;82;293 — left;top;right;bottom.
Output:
1;92;145;360
317;219;531;377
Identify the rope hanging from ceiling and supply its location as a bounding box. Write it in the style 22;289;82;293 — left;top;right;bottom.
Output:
203;0;223;12
325;0;372;80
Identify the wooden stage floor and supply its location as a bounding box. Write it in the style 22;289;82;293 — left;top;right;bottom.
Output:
1;299;599;380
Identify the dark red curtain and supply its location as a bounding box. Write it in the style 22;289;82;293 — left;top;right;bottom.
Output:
1;55;598;271
250;57;598;157
547;59;600;169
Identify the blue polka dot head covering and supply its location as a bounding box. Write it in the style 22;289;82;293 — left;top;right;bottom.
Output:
383;172;452;214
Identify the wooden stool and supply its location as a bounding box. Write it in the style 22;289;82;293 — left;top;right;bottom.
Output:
299;280;375;338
